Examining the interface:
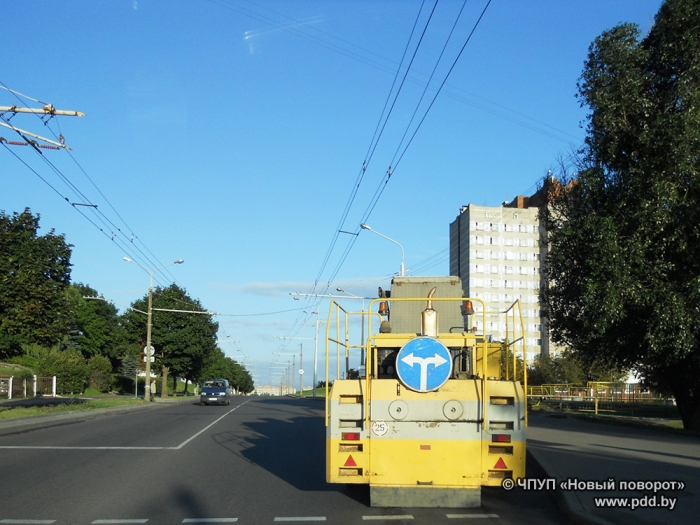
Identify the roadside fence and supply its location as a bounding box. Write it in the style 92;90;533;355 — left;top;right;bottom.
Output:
0;375;57;399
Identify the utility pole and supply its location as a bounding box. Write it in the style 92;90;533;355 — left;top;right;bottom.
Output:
299;343;303;396
292;293;369;381
275;343;310;396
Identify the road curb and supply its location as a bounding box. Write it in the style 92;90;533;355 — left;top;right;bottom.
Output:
527;448;616;525
0;401;166;435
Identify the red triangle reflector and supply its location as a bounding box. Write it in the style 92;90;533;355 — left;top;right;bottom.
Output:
344;455;357;467
494;457;507;469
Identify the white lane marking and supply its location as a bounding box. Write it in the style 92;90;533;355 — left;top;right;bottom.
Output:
362;517;413;521
0;400;250;450
0;520;56;524
274;519;326;522
182;518;238;523
92;521;148;524
0;446;170;450
175;400;249;449
446;514;499;519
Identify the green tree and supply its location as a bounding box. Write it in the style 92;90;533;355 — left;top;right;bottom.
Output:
199;349;254;394
67;284;124;365
199;347;230;381
121;284;218;397
0;209;72;358
542;0;700;429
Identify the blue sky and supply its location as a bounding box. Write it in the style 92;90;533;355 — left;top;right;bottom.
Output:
2;0;662;387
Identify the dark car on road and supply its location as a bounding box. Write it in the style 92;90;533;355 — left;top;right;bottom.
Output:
200;379;231;406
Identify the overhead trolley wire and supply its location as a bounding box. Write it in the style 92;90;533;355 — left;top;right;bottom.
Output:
1;80;183;286
0;85;177;288
388;0;469;170
213;0;580;145
362;0;494;223
314;0;439;293
1;142;170;287
280;1;442;343
316;0;493;291
308;0;430;303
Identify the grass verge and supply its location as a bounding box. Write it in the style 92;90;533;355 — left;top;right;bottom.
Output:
0;396;145;421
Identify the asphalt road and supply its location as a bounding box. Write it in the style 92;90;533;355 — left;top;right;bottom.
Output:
0;396;566;525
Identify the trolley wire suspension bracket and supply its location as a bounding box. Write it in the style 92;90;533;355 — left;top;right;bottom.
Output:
0;104;85;117
0;136;60;150
0;102;85;150
0;121;72;150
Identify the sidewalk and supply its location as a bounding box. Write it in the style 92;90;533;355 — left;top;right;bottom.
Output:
527;412;700;525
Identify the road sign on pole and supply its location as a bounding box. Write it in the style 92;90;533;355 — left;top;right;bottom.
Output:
143;356;155;363
143;345;154;356
396;337;452;392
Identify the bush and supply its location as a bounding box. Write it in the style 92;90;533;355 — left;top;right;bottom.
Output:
87;355;114;393
38;347;88;395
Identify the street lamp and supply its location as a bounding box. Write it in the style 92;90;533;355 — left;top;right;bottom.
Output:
123;256;184;402
360;223;405;276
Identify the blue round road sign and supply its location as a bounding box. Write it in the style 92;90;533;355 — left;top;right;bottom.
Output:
396;337;452;393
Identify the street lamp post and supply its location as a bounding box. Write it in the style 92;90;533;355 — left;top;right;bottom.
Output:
360;223;405;276
124;257;184;402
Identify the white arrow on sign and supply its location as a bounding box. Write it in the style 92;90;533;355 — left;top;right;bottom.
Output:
400;352;448;391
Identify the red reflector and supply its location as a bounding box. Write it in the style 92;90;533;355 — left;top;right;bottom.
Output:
420;445;431;450
494;457;507;469
344;455;357;467
342;432;360;441
492;434;511;443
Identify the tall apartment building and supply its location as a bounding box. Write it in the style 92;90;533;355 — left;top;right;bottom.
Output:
449;192;554;362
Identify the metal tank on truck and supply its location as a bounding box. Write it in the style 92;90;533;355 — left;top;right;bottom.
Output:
325;276;528;507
